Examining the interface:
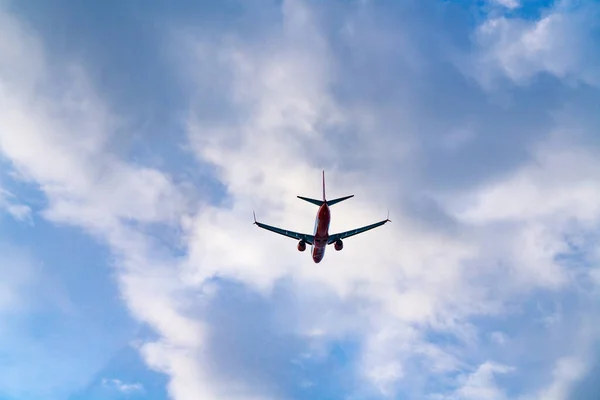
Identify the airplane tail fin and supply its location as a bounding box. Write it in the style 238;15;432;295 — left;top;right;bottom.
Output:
297;171;354;207
322;170;326;201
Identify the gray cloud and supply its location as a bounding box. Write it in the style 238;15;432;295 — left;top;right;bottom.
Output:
1;1;599;399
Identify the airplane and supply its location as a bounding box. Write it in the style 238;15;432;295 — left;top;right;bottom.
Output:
253;171;391;263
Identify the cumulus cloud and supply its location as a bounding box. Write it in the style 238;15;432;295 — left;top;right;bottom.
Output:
0;5;200;399
469;0;600;89
437;361;515;400
536;357;588;400
1;0;600;399
173;1;600;398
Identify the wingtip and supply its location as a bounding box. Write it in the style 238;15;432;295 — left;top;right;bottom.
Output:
253;211;257;224
387;210;391;223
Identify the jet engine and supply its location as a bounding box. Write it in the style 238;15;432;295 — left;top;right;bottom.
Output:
297;240;306;252
334;239;343;251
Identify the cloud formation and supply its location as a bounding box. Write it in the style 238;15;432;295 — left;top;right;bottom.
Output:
1;0;599;399
0;187;31;222
471;0;600;89
102;378;144;394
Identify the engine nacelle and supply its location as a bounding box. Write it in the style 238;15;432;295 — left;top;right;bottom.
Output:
334;239;343;251
297;240;306;252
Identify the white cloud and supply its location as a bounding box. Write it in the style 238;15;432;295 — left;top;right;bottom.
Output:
102;378;144;393
446;133;600;290
0;187;32;222
491;0;520;10
536;357;587;400
1;1;600;400
0;6;202;400
454;362;515;400
169;1;600;398
469;1;600;89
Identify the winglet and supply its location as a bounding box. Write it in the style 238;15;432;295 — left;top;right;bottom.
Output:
253;211;257;225
386;210;391;222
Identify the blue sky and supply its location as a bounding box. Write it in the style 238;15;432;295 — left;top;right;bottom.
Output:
1;0;600;399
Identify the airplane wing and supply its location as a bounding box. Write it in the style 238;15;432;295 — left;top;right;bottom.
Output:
327;217;391;244
253;212;315;245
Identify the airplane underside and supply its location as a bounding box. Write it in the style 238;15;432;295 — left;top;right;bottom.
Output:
253;171;390;263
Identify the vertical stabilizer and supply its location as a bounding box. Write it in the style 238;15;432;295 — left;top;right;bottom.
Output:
322;170;326;201
297;170;353;207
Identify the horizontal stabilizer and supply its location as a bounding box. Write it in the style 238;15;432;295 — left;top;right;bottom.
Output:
326;195;354;206
297;196;325;206
297;194;354;206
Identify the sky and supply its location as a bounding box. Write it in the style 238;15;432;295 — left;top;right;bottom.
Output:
1;0;600;399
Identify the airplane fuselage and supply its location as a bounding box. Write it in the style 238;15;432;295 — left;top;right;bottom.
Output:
311;203;330;263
